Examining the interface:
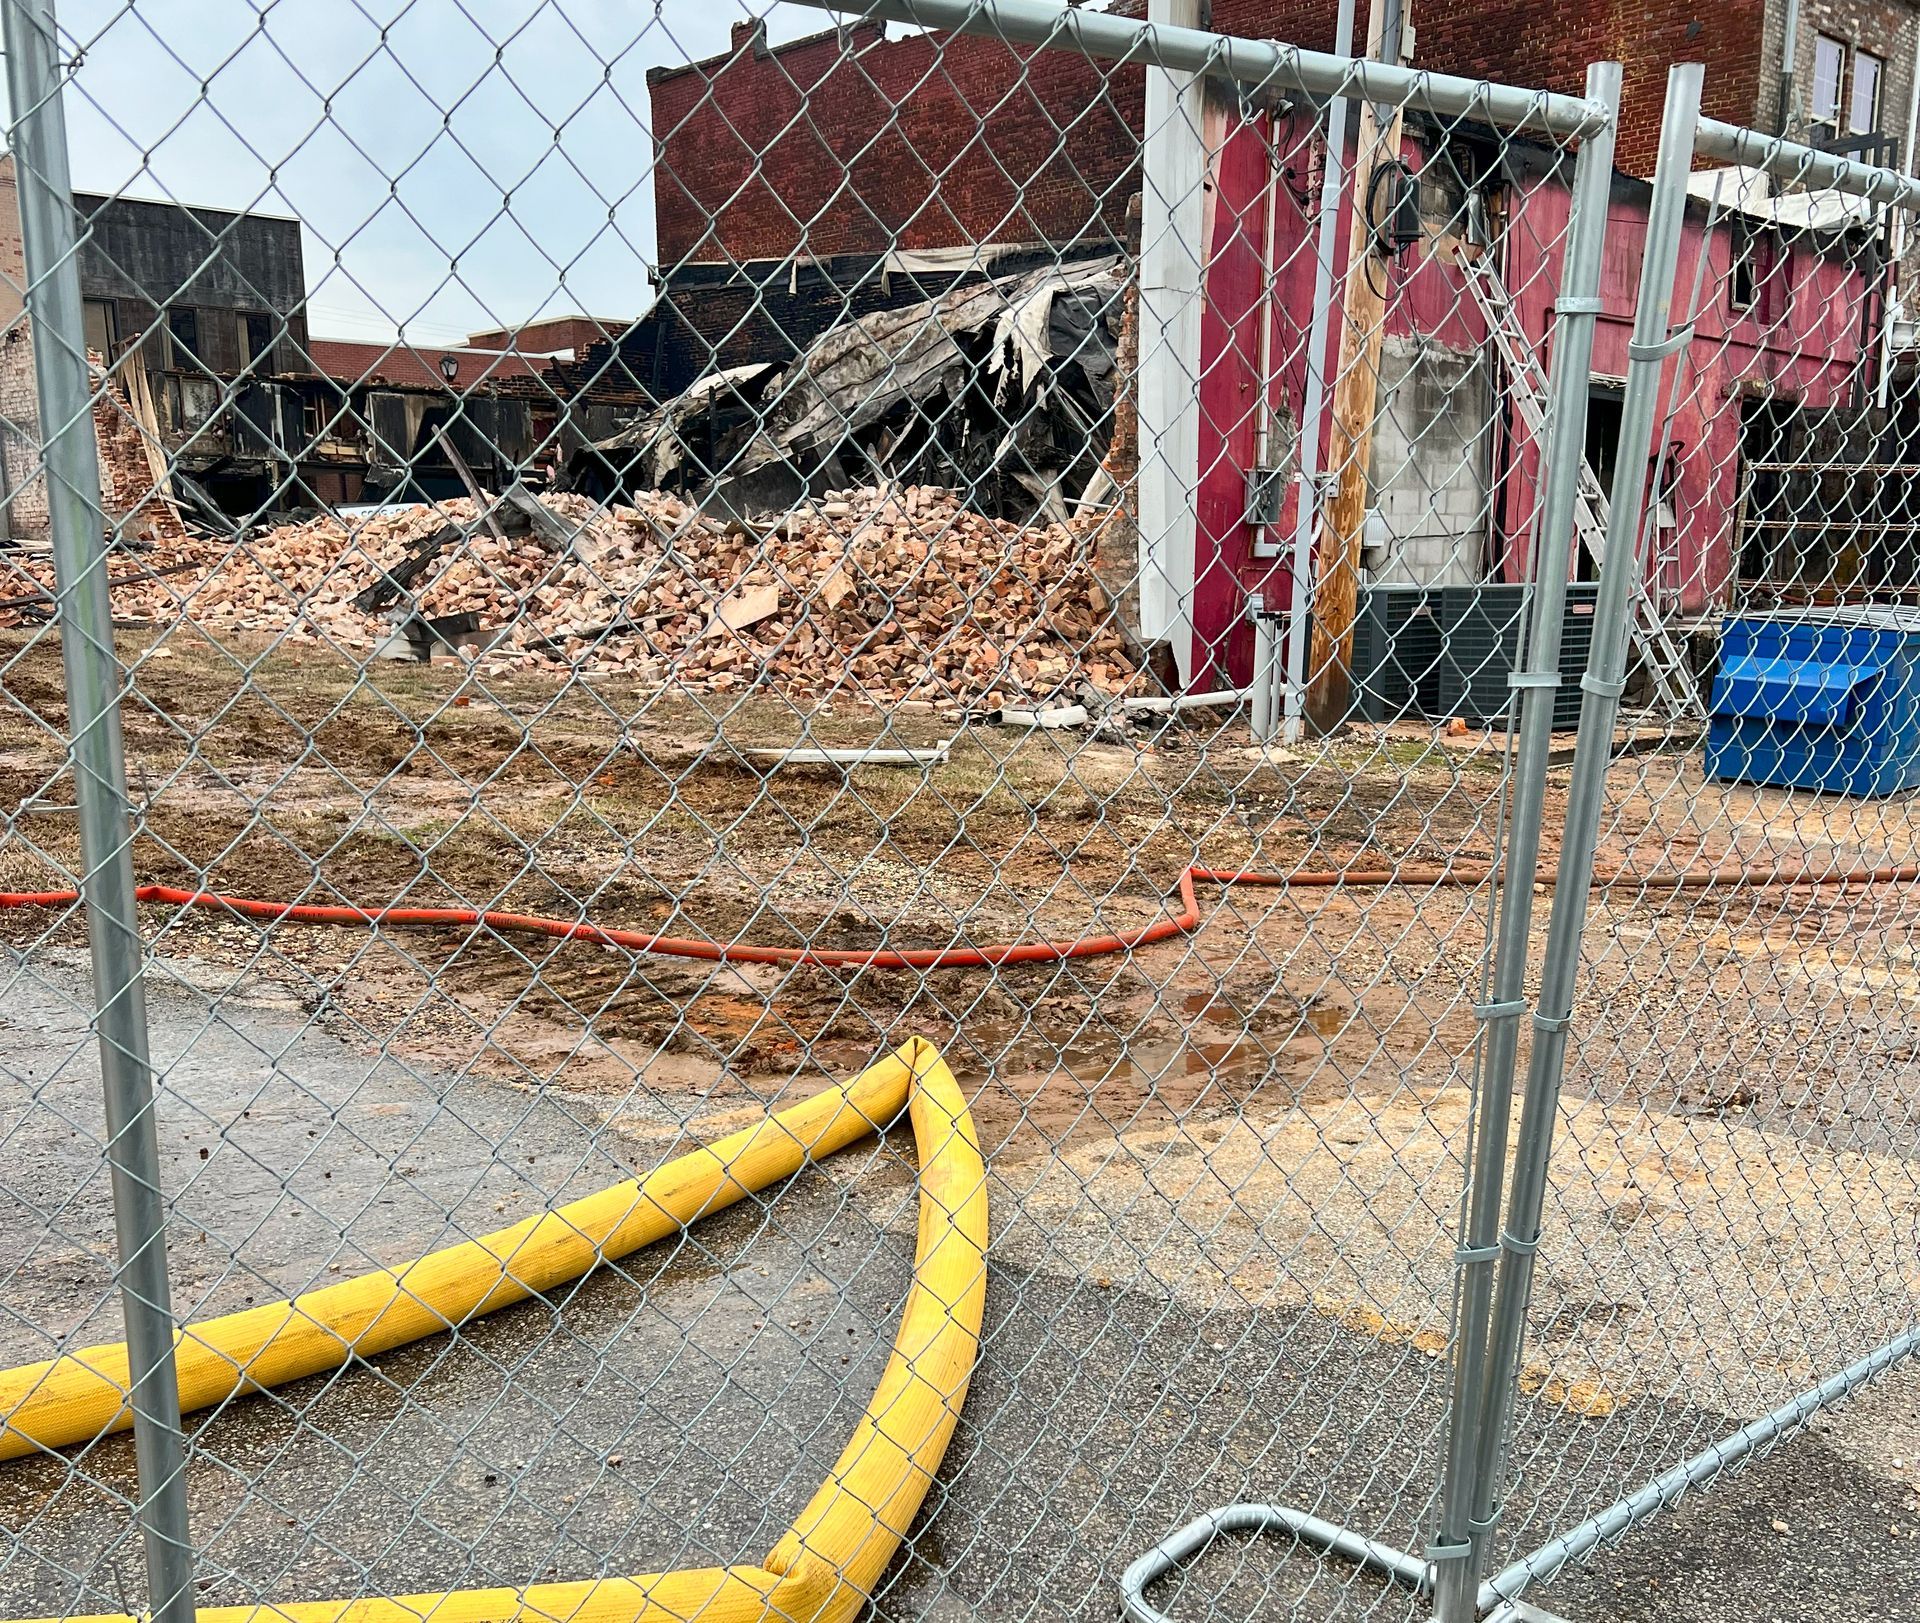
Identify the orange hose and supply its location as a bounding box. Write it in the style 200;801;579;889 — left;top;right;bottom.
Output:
0;856;1912;970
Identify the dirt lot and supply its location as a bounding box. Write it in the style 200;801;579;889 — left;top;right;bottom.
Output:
3;625;1918;1621
0;626;1527;1150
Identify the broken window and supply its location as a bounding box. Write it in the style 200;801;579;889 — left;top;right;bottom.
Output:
245;311;274;370
82;297;116;361
1729;220;1757;312
1737;398;1892;600
1581;386;1624;583
1729;225;1791;325
167;306;201;367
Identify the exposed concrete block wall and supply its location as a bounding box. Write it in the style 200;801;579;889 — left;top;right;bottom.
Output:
1366;335;1492;587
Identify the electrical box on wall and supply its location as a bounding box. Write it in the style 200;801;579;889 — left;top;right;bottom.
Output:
1360;510;1393;574
1245;466;1289;529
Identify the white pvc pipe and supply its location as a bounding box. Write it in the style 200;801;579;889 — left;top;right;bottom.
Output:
993;704;1090;728
1280;0;1356;744
1249;592;1276;738
1125;686;1251;714
745;742;952;768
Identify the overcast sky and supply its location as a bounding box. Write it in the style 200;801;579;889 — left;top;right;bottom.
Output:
28;1;836;345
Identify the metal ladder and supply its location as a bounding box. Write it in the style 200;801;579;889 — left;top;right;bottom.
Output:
1456;249;1700;720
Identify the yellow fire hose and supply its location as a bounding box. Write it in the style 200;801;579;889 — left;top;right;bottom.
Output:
0;1037;989;1623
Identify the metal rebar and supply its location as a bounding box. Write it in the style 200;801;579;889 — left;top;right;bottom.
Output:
1459;65;1707;1597
1427;59;1622;1623
779;0;1612;139
1;3;197;1620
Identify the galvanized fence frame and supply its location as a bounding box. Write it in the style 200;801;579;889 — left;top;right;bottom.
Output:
0;1;1633;1614
1461;63;1920;1620
11;4;1913;1622
2;4;195;1621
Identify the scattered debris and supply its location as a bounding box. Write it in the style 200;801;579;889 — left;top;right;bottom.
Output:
0;485;1138;706
574;257;1125;525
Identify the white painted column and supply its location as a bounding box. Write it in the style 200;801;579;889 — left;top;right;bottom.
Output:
1135;0;1207;686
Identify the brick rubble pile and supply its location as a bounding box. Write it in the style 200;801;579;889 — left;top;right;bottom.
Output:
1;486;1138;704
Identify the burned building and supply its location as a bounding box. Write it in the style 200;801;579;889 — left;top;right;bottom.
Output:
0;172;638;533
606;0;1920;700
66;189;316;517
626;0;1920;398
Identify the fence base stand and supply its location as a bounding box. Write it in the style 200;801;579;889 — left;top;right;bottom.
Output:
1118;1503;1430;1622
1477;1320;1920;1615
1125;1314;1918;1621
1481;1603;1578;1623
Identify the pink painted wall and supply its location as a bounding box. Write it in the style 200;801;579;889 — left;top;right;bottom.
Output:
1187;115;1878;685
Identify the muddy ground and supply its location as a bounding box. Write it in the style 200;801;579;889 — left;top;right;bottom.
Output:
2;626;1918;1621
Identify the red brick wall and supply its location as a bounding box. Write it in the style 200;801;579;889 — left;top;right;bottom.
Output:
1413;0;1769;171
646;1;1782;271
647;5;1348;269
90;354;186;545
647;20;1145;266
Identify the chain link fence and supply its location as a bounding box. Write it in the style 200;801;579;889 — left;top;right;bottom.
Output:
0;6;1912;1623
1473;72;1920;1610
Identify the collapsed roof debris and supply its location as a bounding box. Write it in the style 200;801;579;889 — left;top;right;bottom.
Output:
570;257;1126;525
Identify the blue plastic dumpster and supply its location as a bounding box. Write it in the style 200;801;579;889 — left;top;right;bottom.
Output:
1704;607;1920;796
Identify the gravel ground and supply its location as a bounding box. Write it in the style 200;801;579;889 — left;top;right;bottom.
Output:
3;634;1918;1621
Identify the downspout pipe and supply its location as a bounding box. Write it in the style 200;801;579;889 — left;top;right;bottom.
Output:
1779;0;1801;138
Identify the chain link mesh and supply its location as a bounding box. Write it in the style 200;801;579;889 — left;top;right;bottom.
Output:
0;8;1908;1623
1481;125;1920;1595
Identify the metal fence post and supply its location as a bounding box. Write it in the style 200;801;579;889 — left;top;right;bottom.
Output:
2;3;197;1620
1462;62;1706;1591
1428;59;1621;1623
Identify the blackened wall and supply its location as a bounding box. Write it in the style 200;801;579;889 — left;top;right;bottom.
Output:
71;192;309;370
629;244;1115;399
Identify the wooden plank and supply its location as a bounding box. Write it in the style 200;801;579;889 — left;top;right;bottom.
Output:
348;521;466;613
433;424;508;545
701;579;781;639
